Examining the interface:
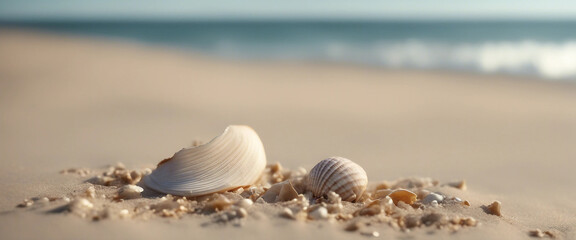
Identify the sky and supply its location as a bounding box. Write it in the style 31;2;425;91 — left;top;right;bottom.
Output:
1;0;576;20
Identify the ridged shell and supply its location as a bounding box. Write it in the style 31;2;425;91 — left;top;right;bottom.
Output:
143;125;266;197
307;157;368;202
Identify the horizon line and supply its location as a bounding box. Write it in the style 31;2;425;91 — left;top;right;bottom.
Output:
2;16;576;22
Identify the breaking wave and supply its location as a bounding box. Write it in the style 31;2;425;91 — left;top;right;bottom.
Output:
321;40;576;80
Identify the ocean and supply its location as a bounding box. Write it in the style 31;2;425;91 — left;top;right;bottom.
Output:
2;20;576;80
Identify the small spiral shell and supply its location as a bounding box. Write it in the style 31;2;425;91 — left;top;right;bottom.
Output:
307;157;368;202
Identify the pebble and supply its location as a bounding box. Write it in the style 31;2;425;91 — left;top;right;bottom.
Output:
487;201;502;216
280;208;295;219
236;208;248;218
235;199;253;209
423;192;444;204
119;209;130;219
308;206;328;220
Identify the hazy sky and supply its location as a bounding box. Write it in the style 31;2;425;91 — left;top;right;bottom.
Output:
1;0;576;20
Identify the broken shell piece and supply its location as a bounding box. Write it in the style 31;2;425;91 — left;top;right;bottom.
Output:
307;157;368;202
387;189;417;205
144;125;267;197
486;201;502;216
373;189;394;199
260;180;299;203
278;181;299;202
117;185;144;199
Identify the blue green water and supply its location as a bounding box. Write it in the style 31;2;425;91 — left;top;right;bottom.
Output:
2;20;576;80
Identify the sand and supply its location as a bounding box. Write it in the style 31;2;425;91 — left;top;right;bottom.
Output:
1;29;576;239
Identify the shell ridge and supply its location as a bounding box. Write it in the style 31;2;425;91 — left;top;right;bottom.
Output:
144;125;266;196
306;156;367;202
317;158;348;197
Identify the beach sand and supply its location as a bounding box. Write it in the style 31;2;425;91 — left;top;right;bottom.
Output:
1;29;576;239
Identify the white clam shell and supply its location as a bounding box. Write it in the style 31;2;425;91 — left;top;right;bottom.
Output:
144;125;266;196
307;157;368;202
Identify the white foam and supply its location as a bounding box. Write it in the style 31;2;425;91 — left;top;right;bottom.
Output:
321;40;576;80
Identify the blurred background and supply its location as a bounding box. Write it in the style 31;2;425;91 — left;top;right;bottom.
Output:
1;0;576;197
1;0;576;80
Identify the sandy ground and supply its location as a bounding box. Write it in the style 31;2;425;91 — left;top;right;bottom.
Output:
1;29;576;239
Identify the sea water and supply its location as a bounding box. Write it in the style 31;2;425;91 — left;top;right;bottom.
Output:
3;20;576;80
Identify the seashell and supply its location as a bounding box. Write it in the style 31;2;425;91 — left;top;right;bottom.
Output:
307;157;368;202
387;189;417;205
259;180;299;203
117;185;144;199
144;125;267;197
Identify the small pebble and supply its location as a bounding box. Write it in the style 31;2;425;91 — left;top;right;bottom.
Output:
236;208;248;218
487;201;502;216
235;199;253;209
308;206;328;220
280;208;295;219
423;192;444;204
345;221;362;232
119;209;130;219
529;229;544;238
